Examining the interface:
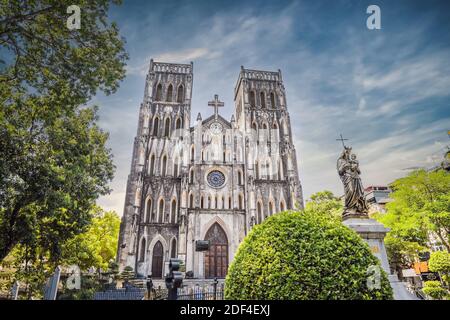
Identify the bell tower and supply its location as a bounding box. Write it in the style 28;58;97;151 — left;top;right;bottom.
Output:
117;60;193;276
234;66;303;228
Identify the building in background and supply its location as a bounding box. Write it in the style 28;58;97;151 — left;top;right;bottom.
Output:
364;185;392;215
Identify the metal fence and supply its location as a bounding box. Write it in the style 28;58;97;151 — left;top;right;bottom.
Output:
177;283;224;300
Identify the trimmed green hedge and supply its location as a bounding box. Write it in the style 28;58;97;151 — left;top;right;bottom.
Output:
225;211;393;300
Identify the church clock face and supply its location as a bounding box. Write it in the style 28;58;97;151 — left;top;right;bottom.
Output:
209;122;223;135
207;170;226;188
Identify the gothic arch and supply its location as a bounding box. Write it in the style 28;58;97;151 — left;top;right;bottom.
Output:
148;153;156;175
238;193;244;210
152;116;159;136
164;117;171;137
170;197;177;223
145;197;153;222
160;154;168;176
270;91;277;108
155;83;163;101
260;91;266;109
173;157;179;177
157;197;165;223
249;90;256;108
166;83;173;102
147;235;168;278
268;200;275;216
175;117;182;130
203;222;229;279
257;200;263;224
138;237;147;262
280;199;286;212
201;217;231;245
177;84;184;103
170;237;177;258
189;192;194;208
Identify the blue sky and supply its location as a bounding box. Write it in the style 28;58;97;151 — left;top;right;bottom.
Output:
93;0;450;215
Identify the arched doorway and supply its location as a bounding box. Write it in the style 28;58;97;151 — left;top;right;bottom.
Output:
151;241;164;279
204;223;228;279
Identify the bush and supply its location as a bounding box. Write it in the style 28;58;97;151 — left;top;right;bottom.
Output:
429;251;450;285
422;281;448;300
225;210;393;300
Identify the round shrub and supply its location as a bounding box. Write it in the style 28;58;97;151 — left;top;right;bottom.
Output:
225;211;393;300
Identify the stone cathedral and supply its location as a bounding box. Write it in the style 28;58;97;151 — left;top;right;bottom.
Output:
117;60;303;280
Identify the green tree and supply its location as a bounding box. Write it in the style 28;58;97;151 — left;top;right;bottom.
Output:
61;207;120;271
0;0;128;262
373;169;450;274
225;210;393;300
305;190;343;220
422;281;448;300
429;251;450;288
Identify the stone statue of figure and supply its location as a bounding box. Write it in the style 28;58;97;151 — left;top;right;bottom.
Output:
337;146;369;219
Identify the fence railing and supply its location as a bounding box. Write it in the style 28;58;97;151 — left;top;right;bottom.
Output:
177;283;224;300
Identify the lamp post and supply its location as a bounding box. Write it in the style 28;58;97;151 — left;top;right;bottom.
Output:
165;259;183;300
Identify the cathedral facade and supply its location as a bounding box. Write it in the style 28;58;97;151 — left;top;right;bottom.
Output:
117;60;303;279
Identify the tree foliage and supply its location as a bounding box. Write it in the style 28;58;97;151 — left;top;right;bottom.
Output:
304;190;343;220
373;169;450;273
422;280;449;300
225;210;393;300
0;0;128;262
60;207;120;271
429;251;450;287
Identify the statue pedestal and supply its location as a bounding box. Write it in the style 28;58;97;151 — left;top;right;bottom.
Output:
343;218;419;300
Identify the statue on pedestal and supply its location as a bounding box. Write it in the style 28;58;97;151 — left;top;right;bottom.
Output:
337;145;369;219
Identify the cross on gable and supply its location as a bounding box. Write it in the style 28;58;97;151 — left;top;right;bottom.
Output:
208;94;224;119
336;133;349;148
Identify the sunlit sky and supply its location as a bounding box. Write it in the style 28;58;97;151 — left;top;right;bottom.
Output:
92;0;450;215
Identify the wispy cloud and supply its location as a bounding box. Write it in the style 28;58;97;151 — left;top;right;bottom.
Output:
97;0;450;215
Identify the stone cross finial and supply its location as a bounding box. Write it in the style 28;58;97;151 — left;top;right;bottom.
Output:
208;94;224;119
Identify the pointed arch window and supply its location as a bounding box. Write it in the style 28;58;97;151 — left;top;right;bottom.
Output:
158;198;164;223
228;197;232;209
161;155;167;177
155;84;162;101
139;238;146;262
173;158;179;177
175;118;182;130
280;201;285;212
269;202;274;216
164;118;171;137
189;193;194;208
201;196;204;208
238;170;243;185
189;169;194;183
260;92;266;109
170;238;177;258
166;84;173;102
171;199;177;223
249;91;256;108
146;198;152;222
153;117;159;136
255;161;259;179
148;154;155;175
270;92;276;108
177;85;184;103
257;202;263;224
